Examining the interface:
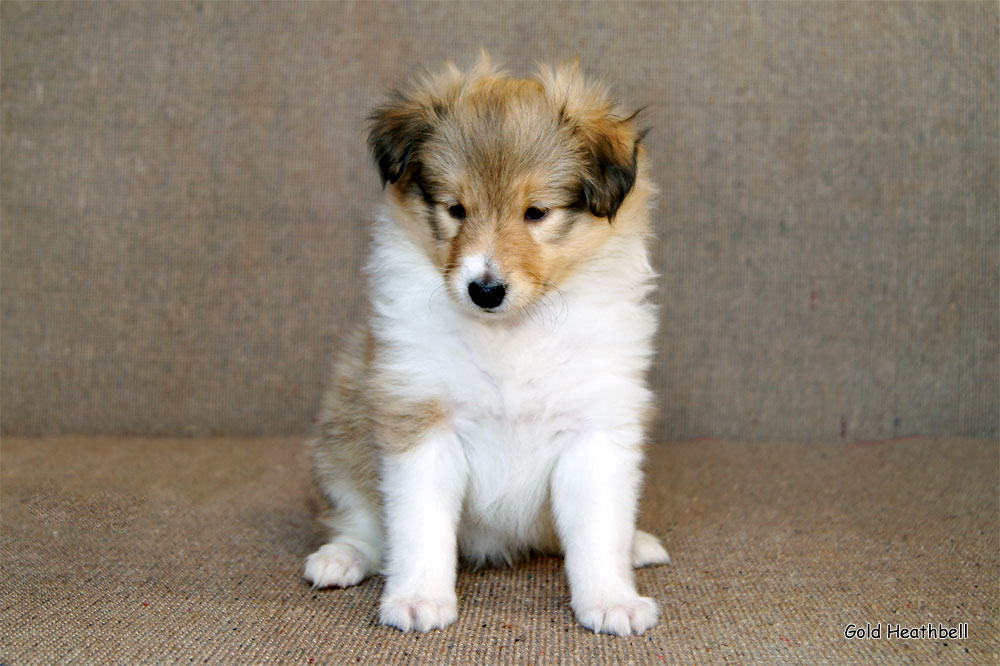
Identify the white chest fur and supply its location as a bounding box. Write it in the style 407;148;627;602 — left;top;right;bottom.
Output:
367;218;657;560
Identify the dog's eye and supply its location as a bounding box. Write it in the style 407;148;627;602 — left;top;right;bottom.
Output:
524;206;547;221
446;203;466;220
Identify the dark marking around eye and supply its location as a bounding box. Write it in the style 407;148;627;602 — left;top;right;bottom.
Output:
411;169;436;207
426;209;444;241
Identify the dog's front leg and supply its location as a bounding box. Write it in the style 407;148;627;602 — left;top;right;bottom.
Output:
378;428;468;632
551;429;659;636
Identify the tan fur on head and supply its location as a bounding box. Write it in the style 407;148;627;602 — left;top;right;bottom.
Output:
367;53;651;317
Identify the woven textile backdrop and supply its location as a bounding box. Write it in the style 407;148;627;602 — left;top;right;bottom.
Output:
3;1;997;441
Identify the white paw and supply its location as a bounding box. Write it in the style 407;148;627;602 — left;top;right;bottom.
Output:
379;594;457;633
304;543;369;588
632;530;671;568
574;595;660;636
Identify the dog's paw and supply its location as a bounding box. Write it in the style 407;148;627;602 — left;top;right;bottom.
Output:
632;530;671;568
379;594;458;633
573;595;660;636
304;543;369;588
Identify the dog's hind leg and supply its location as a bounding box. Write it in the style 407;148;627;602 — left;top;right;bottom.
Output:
631;529;671;568
304;330;384;588
305;425;383;588
305;483;383;588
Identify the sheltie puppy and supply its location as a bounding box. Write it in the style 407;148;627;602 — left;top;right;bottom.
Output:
304;53;670;636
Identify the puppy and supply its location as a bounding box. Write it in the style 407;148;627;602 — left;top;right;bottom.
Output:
304;54;670;636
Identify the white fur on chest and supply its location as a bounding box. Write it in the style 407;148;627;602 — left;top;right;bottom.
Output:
367;217;656;559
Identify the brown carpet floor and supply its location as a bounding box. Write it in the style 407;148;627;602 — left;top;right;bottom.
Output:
2;437;997;664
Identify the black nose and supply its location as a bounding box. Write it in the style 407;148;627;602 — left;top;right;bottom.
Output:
468;279;506;309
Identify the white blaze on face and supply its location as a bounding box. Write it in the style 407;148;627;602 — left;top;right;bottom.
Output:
458;253;490;300
460;253;489;284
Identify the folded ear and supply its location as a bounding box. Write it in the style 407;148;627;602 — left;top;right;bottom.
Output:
540;61;643;221
367;94;435;187
369;55;502;186
576;117;643;221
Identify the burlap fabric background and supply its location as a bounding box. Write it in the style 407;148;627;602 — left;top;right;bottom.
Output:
3;1;997;441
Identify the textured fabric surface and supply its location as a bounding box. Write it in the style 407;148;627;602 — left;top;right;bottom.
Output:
2;1;998;440
2;436;997;664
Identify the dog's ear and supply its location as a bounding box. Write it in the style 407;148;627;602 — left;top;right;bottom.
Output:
369;55;502;187
575;118;643;221
541;60;643;221
367;94;435;187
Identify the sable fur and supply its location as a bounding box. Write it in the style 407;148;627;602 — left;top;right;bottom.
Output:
304;53;670;636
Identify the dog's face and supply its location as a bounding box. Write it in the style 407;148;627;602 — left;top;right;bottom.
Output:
369;56;647;318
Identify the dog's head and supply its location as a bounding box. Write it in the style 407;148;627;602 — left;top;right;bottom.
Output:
368;54;650;317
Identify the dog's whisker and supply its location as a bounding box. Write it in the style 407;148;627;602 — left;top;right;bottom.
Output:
427;283;450;314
